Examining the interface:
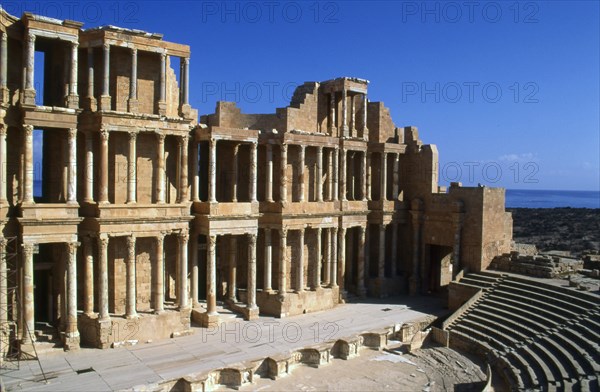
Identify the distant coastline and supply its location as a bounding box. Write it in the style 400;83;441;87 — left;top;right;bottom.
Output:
506;189;599;209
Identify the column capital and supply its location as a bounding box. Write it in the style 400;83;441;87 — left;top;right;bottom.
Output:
179;230;190;243
66;241;79;256
131;47;137;56
155;231;167;242
0;123;6;136
1;32;6;42
98;235;109;248
155;131;166;142
128;131;138;141
126;236;136;256
23;124;34;136
100;128;110;141
27;32;36;44
182;57;190;65
68;128;77;139
279;228;288;237
103;42;110;51
281;143;288;153
71;41;79;49
160;52;167;60
248;233;257;246
178;134;189;146
22;242;35;256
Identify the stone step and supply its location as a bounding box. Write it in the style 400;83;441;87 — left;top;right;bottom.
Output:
459;277;496;288
548;332;600;374
449;325;504;353
463;313;529;344
497;283;584;317
491;288;573;323
506;276;599;308
539;336;586;378
469;306;539;337
455;318;515;349
530;341;571;383
494;354;526;390
481;298;558;330
465;272;503;284
506;350;538;389
519;345;557;387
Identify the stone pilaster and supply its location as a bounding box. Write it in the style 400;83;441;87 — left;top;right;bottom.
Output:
314;228;322;289
338;227;346;297
361;151;367;201
190;231;199;307
250;141;258;202
366;152;372;201
350;94;356;134
327;149;333;201
393;153;399;200
266;144;273;202
192;141;200;202
231;143;239;202
178;135;189;202
378;224;386;279
380;152;387;201
357;226;367;297
323;228;331;285
329;92;336;133
316;146;323;202
341;89;348;135
126;236;138;318
333;148;339;201
362;94;368;132
280;144;288;204
330;227;338;287
84;132;94;202
340;149;347;201
298;145;305;202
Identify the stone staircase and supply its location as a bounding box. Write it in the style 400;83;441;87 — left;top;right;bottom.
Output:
445;271;600;391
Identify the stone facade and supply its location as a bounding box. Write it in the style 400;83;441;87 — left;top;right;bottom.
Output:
0;11;512;352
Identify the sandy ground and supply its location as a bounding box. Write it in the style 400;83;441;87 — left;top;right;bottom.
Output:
238;346;488;392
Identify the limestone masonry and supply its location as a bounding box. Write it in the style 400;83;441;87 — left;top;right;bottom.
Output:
0;11;512;352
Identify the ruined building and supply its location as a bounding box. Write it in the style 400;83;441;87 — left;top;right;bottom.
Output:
0;11;512;352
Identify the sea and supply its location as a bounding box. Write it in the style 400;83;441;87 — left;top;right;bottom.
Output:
506;189;600;209
33;181;599;209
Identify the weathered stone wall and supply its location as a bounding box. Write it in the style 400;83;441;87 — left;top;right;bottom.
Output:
489;251;583;278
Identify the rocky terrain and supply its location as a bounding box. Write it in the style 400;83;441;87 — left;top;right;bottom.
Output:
509;208;600;257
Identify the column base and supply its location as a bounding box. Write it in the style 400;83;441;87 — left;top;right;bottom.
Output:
157;100;167;116
84;96;97;111
20;89;36;107
99;95;111;111
193;309;220;328
62;331;80;351
65;94;79;109
127;98;138;113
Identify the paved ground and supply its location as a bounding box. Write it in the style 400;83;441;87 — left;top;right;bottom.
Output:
1;296;447;391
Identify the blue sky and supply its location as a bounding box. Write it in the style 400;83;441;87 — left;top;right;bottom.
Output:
8;0;598;191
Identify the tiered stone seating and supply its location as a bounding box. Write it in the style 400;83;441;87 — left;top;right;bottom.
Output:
446;272;600;391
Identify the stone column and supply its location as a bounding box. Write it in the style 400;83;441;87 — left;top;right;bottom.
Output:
178;135;189;202
338;227;346;294
340;149;346;201
362;94;368;132
357;226;367;297
98;236;110;320
327;149;333;201
278;229;287;299
182;57;190;106
324;227;333;285
22;243;35;343
191;141;200;202
296;229;304;292
247;234;257;309
82;237;94;315
264;228;272;291
298;145;305;202
266;144;273;202
126;236;137;318
86;47;95;109
99;129;110;204
231;143;239;202
156;133;166;203
341;89;348;134
391;223;398;277
361;151;367;201
228;237;237;302
23;125;34;203
65;242;79;347
378;224;386;279
154;233;165;313
0;32;7;99
250;141;258;202
316;146;323;202
280;144;288;203
333;148;339;201
392;153;399;200
83;132;94;202
0;124;7;203
366;152;372;201
67;128;77;204
329;92;336;133
313;228;322;289
24;33;35;91
100;43;110;110
128;48;137;112
208;139;217;203
178;231;189;309
350;94;355;134
0;238;7;325
348;152;355;200
66;42;78;108
190;232;199;307
207;235;217;315
330;227;338;287
126;132;137;204
380;152;387;201
158;53;167;115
